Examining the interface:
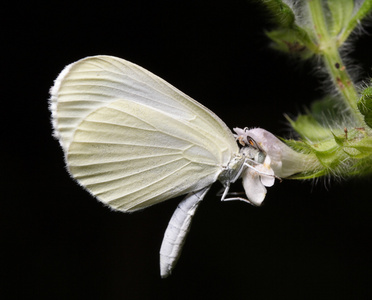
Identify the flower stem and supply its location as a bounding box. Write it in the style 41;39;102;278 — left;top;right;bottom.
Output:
307;0;365;126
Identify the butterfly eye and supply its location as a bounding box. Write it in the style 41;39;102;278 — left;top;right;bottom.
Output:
247;137;259;149
245;136;266;163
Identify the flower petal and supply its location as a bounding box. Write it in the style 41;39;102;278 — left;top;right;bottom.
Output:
254;156;275;187
260;172;275;187
242;168;267;206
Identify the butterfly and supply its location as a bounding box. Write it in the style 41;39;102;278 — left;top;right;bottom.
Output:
50;55;276;277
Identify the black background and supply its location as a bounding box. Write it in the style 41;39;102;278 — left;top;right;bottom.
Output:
2;1;372;299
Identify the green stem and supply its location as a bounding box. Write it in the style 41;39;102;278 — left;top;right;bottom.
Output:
307;0;365;125
323;48;359;113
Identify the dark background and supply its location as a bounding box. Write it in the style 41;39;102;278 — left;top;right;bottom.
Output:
2;1;372;299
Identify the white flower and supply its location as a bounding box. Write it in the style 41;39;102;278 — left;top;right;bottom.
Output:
241;154;275;206
234;127;313;205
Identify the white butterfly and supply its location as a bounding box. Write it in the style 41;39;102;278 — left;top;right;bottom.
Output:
49;55;276;277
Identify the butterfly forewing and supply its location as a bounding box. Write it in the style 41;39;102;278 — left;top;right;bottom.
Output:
51;56;239;211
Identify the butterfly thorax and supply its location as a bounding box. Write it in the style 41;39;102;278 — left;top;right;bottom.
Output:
218;153;246;187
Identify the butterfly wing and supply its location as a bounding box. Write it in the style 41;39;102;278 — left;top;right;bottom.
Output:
50;55;238;212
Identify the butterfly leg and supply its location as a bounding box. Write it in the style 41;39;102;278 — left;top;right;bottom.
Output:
220;183;258;206
222;196;258;206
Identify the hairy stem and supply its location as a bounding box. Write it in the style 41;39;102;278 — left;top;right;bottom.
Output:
307;0;365;125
